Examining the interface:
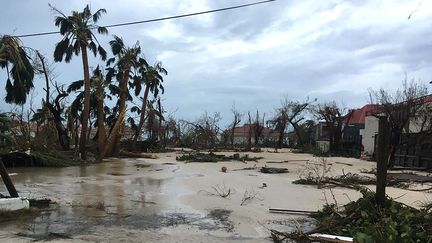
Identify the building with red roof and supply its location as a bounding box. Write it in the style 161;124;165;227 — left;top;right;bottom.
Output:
232;124;279;145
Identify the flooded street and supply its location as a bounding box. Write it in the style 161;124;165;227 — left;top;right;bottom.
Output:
0;155;275;242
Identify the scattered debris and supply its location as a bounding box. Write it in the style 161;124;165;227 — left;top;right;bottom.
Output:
176;151;262;163
28;198;53;208
266;159;309;164
240;189;262;206
232;164;257;171
119;150;157;159
199;184;234;198
162;162;176;165
309;233;353;242
108;172;131;176
260;167;288;174
134;163;151;168
221;166;227;173
334;161;353;166
270;189;432;242
269;208;316;215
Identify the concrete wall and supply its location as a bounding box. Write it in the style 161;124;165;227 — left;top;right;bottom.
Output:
361;116;379;156
0;198;29;211
316;140;330;152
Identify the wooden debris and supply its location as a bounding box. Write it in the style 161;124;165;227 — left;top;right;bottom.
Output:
334;162;353;166
309;233;353;243
119;150;157;159
269;208;316;215
266;159;309;164
260;167;288;174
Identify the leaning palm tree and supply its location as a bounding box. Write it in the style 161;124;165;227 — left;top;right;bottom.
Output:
131;61;167;149
101;36;146;158
0;35;34;104
51;4;108;160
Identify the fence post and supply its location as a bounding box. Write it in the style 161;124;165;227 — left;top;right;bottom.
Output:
375;116;388;206
0;159;19;198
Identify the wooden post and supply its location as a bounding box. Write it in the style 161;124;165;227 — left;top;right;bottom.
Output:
375;116;388;206
0;158;19;198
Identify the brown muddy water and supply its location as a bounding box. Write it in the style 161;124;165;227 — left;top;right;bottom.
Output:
0;158;286;242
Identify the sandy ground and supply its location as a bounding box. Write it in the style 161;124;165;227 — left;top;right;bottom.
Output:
1;149;431;242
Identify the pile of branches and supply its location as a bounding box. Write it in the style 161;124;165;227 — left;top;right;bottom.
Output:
176;151;262;163
271;189;432;242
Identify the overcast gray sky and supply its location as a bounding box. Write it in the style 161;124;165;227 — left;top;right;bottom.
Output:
1;0;431;125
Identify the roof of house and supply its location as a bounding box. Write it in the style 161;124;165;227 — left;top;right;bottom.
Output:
347;104;380;125
233;124;278;136
345;95;432;125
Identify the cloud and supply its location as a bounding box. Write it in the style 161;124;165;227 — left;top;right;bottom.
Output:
0;0;431;126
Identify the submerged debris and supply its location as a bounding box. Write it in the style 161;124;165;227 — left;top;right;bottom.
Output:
176;151;262;163
260;167;289;174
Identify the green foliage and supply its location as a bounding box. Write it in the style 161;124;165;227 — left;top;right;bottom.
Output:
0;35;35;104
32;151;84;167
311;189;432;243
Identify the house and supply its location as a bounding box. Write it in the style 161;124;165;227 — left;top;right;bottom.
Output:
360;95;432;167
232;124;279;145
312;104;379;155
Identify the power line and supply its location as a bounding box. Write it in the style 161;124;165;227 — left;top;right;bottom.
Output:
14;0;276;38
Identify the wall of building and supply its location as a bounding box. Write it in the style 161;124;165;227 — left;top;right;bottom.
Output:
361;116;379;155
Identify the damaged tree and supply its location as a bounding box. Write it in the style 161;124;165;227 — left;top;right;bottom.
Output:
230;104;242;147
271;98;312;149
313;102;353;154
369;79;430;168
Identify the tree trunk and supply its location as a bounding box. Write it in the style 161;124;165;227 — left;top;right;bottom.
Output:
0;159;19;198
290;122;304;147
96;78;106;161
79;46;91;160
132;86;150;150
100;110;125;159
38;51;70;150
376;116;389;206
102;68;129;158
277;127;284;149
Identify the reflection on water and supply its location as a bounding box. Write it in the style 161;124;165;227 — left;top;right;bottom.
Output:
0;158;213;241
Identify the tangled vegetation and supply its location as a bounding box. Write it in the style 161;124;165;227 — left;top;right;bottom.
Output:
312;189;432;243
271;189;432;243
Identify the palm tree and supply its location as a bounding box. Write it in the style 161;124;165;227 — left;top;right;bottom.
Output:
101;36;146;158
67;66;109;158
51;4;108;160
0;35;34;104
132;61;167;149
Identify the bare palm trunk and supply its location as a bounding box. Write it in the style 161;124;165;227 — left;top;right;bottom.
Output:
79;46;91;160
96;78;106;161
102;68;129;157
132;86;150;150
100;110;125;159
